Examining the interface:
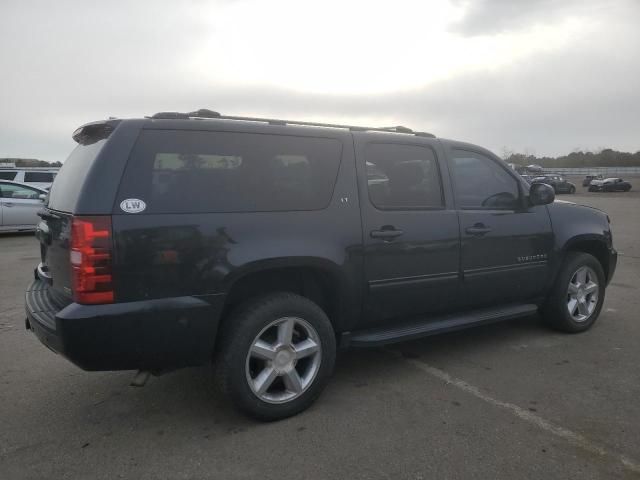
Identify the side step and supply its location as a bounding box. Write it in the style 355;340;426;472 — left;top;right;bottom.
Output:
347;304;538;347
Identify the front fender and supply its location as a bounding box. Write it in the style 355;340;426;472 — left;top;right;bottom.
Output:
547;201;616;284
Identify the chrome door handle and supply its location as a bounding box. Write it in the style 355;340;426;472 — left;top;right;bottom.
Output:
370;229;404;239
465;224;492;235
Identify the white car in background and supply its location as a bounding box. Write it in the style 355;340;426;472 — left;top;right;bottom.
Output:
0;168;58;189
0;180;48;232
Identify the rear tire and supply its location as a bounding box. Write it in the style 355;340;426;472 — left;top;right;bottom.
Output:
542;252;605;333
215;292;336;421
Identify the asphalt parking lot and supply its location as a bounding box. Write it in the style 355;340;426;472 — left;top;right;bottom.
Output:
1;189;639;479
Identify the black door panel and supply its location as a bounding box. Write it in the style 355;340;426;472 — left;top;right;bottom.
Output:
459;208;553;306
354;135;461;326
448;148;553;307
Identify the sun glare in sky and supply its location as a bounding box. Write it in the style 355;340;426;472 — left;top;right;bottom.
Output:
194;0;590;95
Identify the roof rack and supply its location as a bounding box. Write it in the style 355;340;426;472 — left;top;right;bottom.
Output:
149;109;436;138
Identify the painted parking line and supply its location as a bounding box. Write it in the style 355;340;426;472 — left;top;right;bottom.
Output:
389;350;640;475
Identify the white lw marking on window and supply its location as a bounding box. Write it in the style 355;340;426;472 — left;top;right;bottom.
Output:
120;199;146;214
388;350;640;475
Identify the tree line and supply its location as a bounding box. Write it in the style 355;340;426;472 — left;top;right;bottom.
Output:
0;158;62;167
502;149;640;168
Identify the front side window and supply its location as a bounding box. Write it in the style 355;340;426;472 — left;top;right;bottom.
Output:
364;143;443;209
0;183;41;199
0;172;17;180
117;130;342;213
450;150;520;209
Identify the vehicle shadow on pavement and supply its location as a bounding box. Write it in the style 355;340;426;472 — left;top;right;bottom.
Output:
334;314;546;380
0;231;36;238
24;314;548;435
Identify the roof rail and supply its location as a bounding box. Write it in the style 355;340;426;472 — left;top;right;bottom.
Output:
150;109;221;120
380;125;413;134
148;109;436;138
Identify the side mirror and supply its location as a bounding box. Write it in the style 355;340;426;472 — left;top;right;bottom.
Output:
38;194;47;201
529;182;555;206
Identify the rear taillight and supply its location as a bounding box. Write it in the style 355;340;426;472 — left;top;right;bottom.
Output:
71;216;114;304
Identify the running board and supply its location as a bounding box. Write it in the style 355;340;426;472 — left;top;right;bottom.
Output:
347;304;538;347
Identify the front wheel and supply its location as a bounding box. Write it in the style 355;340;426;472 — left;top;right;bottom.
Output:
569;185;576;194
215;292;336;421
542;252;605;333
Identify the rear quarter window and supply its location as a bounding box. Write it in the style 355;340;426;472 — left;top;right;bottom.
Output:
47;140;107;212
116;130;343;213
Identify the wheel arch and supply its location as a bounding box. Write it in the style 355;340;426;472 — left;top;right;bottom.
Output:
219;257;353;335
562;235;611;281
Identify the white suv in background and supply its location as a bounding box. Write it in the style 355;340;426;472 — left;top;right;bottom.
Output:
0;168;58;189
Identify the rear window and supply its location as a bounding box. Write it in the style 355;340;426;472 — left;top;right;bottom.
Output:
116;130;343;213
0;172;17;180
48;140;107;212
24;171;55;182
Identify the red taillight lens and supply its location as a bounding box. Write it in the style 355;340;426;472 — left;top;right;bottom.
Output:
71;216;114;304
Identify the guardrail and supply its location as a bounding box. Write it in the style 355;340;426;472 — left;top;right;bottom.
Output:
542;167;640;176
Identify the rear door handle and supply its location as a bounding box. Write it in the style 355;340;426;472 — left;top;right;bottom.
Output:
370;228;404;240
3;202;14;207
465;224;492;235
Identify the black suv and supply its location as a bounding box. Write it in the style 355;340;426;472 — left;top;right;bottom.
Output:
26;110;617;420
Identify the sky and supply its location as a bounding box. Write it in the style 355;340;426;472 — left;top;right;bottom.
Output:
0;0;638;163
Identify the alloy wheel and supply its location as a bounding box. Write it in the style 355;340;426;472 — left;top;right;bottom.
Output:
245;317;322;404
567;266;599;322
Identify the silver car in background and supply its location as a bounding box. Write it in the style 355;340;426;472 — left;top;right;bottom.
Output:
0;181;47;232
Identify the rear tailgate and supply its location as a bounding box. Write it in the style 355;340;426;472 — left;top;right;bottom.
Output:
36;136;110;302
35;210;73;303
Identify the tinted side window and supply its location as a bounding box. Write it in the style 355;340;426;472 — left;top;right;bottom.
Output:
24;172;55;182
117;130;343;213
364;143;443;209
0;172;17;180
450;150;519;209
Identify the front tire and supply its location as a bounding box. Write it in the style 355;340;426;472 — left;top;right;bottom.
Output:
569;185;576;194
215;292;336;421
542;252;605;333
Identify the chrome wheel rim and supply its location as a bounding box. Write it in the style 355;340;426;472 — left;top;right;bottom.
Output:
567;266;599;322
245;317;322;404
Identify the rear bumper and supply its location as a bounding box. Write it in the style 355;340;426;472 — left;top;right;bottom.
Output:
25;279;225;371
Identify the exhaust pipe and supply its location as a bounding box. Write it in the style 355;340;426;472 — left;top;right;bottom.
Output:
130;370;151;387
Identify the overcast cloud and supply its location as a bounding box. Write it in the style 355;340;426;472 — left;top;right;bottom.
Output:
1;0;638;162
